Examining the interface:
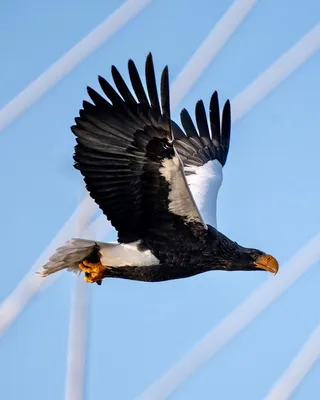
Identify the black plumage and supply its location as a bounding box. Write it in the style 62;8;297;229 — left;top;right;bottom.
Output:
42;53;278;284
174;91;231;172
72;54;205;246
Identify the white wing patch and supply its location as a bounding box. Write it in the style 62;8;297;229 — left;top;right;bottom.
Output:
160;155;207;227
184;160;223;228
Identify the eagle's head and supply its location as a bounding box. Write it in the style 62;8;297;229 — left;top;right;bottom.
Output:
208;226;279;274
228;247;279;274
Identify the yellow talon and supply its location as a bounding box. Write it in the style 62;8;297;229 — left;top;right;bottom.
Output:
84;274;94;283
78;260;108;284
78;261;92;273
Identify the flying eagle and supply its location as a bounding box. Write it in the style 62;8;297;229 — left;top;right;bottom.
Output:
41;53;278;285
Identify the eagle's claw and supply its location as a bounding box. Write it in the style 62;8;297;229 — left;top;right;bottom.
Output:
79;260;107;284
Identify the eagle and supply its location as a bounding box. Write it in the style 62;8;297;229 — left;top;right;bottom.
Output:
41;53;278;285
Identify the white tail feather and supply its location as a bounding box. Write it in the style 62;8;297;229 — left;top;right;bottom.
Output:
40;238;97;277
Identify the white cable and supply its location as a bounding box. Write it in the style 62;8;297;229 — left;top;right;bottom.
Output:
0;195;96;336
64;278;89;400
136;233;320;400
0;0;151;132
170;0;258;110
232;23;320;122
64;190;91;400
264;322;320;400
85;213;114;240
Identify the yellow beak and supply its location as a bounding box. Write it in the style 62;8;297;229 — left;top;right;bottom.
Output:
254;254;279;275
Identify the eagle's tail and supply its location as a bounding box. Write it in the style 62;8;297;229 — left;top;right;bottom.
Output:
40;238;98;277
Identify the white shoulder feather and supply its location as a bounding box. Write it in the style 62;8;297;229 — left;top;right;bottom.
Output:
184;160;223;228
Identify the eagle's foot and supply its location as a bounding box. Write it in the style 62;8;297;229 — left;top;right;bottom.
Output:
78;260;108;285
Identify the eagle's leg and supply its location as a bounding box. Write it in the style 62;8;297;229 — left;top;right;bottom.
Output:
78;244;108;285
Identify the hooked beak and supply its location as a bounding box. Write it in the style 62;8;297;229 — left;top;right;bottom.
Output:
254;254;279;275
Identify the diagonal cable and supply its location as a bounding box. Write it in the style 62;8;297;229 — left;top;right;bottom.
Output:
264;322;320;400
0;0;151;132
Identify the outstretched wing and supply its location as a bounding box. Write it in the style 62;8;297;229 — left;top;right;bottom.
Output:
71;53;206;244
172;92;231;228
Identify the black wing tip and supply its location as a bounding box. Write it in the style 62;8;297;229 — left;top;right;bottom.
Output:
224;99;231;110
86;85;100;100
144;52;161;113
70;124;78;136
110;65;122;81
97;75;106;85
161;65;169;87
86;85;93;94
195;100;210;139
180;108;189;117
220;98;231;166
222;100;231;122
145;53;155;71
180;108;199;138
162;65;169;76
176;90;233;166
209;91;219;110
146;53;156;74
160;65;170;119
128;58;136;69
82;99;92;109
85;87;96;104
209;90;219;108
195;99;205;110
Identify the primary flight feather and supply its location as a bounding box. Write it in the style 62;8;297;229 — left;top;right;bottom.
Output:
41;53;278;285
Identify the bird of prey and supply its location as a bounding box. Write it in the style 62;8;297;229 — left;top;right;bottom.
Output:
41;53;278;285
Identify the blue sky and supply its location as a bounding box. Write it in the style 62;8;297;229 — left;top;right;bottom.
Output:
0;0;320;399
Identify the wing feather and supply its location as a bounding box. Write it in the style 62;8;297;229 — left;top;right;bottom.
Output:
72;53;205;243
128;59;149;105
180;108;198;137
111;65;137;105
195;100;210;139
173;91;232;228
